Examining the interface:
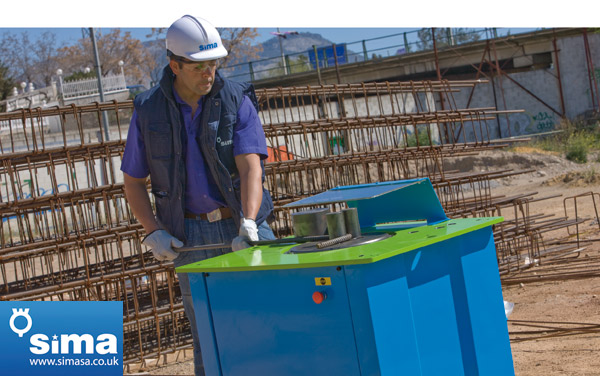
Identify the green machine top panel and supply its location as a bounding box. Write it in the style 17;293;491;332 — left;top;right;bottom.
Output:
176;217;503;273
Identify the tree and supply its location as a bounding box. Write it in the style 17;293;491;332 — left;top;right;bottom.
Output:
64;70;97;81
289;55;311;74
264;54;311;78
145;39;168;87
55;29;156;85
0;63;16;111
217;28;263;69
146;27;263;71
267;60;286;78
32;32;63;87
416;28;481;51
453;28;482;45
0;31;63;88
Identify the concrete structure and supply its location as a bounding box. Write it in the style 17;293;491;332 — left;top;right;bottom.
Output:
56;73;129;106
1;82;60;112
1;73;129;134
1;73;128;112
252;28;600;139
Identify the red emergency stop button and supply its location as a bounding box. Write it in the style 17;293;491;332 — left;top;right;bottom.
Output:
312;291;326;304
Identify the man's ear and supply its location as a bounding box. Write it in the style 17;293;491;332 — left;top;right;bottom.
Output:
169;59;180;75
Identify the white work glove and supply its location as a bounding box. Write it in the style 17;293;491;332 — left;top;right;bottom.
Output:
142;229;183;261
231;218;259;251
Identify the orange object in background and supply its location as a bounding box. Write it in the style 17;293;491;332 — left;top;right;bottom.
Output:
266;146;294;162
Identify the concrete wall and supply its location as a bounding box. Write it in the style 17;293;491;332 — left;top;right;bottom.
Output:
559;33;600;118
258;91;437;158
450;69;564;140
62;90;129;106
2;31;599;200
444;32;600;140
0;127;126;204
255;29;600;141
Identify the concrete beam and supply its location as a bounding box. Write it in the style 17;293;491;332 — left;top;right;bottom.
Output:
252;28;583;89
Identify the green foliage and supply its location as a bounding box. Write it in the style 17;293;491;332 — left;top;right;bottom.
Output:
267;61;285;78
565;131;597;163
289;55;311;74
64;70;97;81
565;139;588;163
0;63;15;99
329;135;345;154
527;133;564;153
127;85;147;100
416;28;481;51
267;54;313;77
0;63;15;111
582;167;599;183
521;119;600;164
406;127;433;147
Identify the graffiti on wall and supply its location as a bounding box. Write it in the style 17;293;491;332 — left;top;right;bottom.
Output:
498;111;558;138
459;110;559;141
531;111;557;132
1;179;71;223
1;179;70;202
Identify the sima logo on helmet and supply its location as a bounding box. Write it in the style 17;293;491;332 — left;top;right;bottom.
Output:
199;43;218;51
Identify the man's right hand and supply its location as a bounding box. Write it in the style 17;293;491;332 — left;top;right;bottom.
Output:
231;218;259;251
142;230;183;261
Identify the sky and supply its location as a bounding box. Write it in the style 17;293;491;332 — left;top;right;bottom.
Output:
0;0;595;30
0;27;437;47
0;26;541;63
0;0;594;65
0;27;536;44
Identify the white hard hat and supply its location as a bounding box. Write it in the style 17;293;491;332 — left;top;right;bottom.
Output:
166;15;228;61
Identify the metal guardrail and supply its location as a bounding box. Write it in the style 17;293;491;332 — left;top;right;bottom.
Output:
61;74;127;99
220;27;540;82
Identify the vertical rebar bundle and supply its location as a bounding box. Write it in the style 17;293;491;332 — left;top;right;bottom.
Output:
0;80;590;368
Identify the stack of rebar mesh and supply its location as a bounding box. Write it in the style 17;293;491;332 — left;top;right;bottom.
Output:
0;80;592;368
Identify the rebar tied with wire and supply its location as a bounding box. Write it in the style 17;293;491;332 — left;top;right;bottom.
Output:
0;80;589;367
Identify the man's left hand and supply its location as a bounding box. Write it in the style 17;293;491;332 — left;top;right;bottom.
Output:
232;218;259;251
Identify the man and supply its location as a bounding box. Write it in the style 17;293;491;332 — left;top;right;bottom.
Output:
121;15;275;376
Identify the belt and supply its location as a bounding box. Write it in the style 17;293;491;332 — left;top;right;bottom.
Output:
184;207;232;222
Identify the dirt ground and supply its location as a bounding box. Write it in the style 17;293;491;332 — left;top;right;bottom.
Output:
130;147;600;376
482;148;600;376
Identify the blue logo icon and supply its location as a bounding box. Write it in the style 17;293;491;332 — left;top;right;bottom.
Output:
1;301;123;376
9;308;33;337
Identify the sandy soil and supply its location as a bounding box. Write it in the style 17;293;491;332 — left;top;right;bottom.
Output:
129;147;600;376
484;148;600;376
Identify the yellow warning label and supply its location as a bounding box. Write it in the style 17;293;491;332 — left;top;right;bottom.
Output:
315;277;332;286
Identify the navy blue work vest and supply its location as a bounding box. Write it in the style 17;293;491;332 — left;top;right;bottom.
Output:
133;65;274;242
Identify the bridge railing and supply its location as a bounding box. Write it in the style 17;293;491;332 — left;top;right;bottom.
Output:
60;73;127;99
219;27;539;82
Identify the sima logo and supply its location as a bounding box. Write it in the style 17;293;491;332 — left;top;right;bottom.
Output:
199;43;218;51
9;308;118;355
30;333;118;355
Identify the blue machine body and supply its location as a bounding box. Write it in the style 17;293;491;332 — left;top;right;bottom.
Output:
179;178;515;375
